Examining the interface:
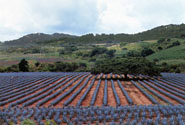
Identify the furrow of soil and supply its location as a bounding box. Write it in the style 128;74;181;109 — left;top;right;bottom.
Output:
94;80;104;106
114;80;128;105
143;81;179;104
54;75;90;107
82;80;98;106
136;81;167;105
36;75;82;107
158;80;185;92
28;77;70;107
107;80;117;107
122;81;152;105
69;76;95;106
147;81;184;103
4;78;53;108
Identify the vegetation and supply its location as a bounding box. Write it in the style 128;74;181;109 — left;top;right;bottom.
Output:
2;24;185;47
91;57;160;79
18;59;29;72
0;24;185;73
141;48;155;57
21;119;35;125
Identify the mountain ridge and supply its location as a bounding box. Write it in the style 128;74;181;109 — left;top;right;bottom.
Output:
2;23;185;46
3;33;77;46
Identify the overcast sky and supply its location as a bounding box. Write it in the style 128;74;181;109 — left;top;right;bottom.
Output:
0;0;185;41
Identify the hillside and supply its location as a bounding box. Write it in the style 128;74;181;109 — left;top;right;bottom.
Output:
0;24;185;73
147;44;185;64
2;24;185;46
3;33;77;46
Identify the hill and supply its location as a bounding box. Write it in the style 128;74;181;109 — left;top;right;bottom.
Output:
3;33;77;46
0;24;185;73
147;44;185;65
2;23;185;46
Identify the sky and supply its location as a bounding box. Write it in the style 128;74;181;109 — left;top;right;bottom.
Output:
0;0;185;41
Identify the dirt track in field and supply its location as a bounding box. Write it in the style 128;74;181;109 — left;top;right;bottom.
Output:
145;82;179;104
35;75;81;107
146;81;182;104
69;76;95;106
94;80;104;106
50;75;87;107
4;78;53;108
122;81;153;105
29;77;69;107
107;80;117;107
1;74;184;109
82;80;98;106
114;80;129;105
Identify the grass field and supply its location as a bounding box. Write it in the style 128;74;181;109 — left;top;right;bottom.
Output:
147;44;185;63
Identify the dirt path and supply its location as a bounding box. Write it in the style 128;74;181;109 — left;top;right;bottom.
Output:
54;75;89;107
29;77;69;107
146;81;183;104
142;81;179;105
136;81;166;105
69;76;95;106
107;80;117;107
38;75;83;107
94;80;104;106
114;80;128;105
82;80;98;106
159;80;185;92
4;78;53;108
151;81;185;101
122;81;152;105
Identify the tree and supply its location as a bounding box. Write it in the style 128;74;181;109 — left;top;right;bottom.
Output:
106;49;116;58
167;41;180;48
158;46;163;50
172;41;180;46
91;57;160;79
141;48;154;57
18;59;29;72
58;49;65;55
35;62;40;67
127;50;141;57
89;47;107;57
157;38;166;43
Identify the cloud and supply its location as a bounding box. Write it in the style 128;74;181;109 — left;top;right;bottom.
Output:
96;0;185;34
0;0;99;41
0;0;185;41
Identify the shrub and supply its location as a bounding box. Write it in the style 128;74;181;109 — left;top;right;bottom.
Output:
18;59;29;72
157;38;166;43
21;119;36;125
141;48;155;57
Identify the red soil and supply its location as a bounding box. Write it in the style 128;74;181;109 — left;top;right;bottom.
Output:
136;81;166;105
4;78;52;108
114;80;129;105
69;76;95;106
158;80;185;92
82;80;98;106
54;75;90;107
94;80;104;106
147;81;184;103
34;75;79;107
122;81;153;105
107;80;117;107
29;77;69;107
107;74;111;79
144;81;179;104
2;74;183;109
45;75;85;107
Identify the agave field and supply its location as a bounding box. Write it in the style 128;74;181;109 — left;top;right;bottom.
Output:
0;72;185;124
